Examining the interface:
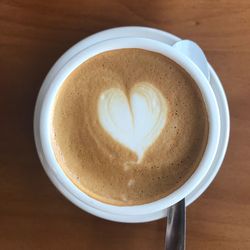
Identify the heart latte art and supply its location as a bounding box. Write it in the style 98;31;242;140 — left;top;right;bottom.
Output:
98;83;167;162
52;49;208;206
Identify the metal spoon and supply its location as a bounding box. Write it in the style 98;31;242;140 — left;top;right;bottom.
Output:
165;199;186;250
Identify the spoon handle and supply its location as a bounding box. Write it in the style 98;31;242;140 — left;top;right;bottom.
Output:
165;199;186;250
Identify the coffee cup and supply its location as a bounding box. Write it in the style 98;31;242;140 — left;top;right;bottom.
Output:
34;27;227;223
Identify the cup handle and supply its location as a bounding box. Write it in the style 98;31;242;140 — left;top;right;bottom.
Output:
172;40;210;82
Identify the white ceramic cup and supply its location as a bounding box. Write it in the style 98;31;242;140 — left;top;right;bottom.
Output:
34;36;221;222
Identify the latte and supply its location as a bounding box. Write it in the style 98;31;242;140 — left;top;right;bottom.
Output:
51;49;208;205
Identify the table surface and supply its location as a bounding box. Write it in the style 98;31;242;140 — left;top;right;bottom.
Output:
1;0;250;249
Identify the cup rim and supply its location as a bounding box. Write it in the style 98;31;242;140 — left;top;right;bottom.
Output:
38;37;221;216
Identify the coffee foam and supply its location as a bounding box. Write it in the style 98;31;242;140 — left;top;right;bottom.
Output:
51;49;209;206
98;82;167;162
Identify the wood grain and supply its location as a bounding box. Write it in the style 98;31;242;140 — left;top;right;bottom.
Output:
0;0;249;249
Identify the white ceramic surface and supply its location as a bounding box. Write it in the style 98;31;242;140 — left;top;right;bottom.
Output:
173;40;210;82
34;27;230;223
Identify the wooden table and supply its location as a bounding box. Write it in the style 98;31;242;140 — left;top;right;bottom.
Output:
1;0;249;249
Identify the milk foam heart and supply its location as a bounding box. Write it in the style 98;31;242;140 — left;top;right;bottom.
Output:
98;82;168;162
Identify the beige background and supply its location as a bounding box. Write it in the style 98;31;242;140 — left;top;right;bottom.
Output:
0;0;249;249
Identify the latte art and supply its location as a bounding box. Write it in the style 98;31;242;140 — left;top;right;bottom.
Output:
52;49;208;206
98;82;167;162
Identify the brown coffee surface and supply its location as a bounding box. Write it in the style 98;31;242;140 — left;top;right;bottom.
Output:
51;49;208;206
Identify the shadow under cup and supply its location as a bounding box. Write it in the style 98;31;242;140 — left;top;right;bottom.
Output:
35;37;221;220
